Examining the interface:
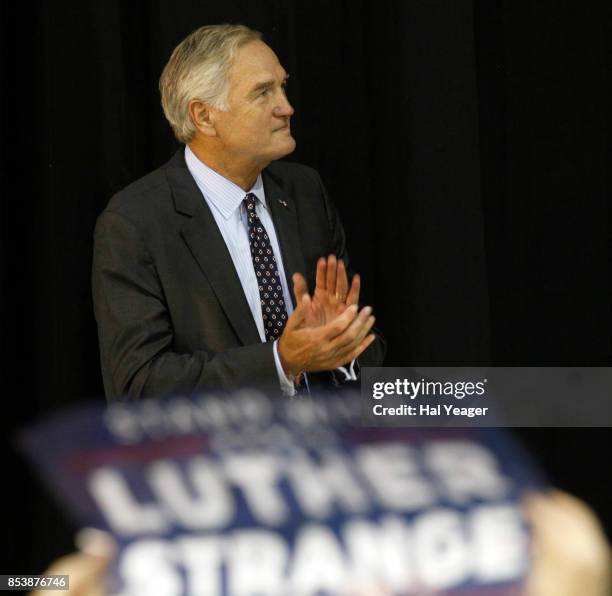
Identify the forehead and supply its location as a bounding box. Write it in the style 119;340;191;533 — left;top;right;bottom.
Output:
229;40;286;88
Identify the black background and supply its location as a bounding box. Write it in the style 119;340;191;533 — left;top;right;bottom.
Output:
2;0;610;572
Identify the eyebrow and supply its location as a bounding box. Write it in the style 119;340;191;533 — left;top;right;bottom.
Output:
249;74;290;96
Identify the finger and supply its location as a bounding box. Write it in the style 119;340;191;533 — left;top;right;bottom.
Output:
75;528;116;558
315;257;327;291
338;311;375;352
345;333;376;363
336;259;349;301
526;490;607;537
326;254;337;295
322;303;359;339
332;333;376;368
38;551;112;596
330;306;374;349
292;272;309;305
346;273;361;306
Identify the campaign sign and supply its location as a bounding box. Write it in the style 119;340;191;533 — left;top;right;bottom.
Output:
20;390;544;595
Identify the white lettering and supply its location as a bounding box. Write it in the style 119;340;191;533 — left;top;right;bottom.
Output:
120;539;181;596
414;509;469;589
343;515;412;591
471;505;528;581
177;536;222;595
287;449;369;518
227;530;288;594
88;467;167;536
424;441;509;504
224;453;288;525
148;457;233;529
289;525;348;593
356;444;435;510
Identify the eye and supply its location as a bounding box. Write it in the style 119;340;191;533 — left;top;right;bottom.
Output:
259;88;271;98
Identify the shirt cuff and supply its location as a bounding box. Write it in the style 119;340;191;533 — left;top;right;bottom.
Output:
273;339;296;397
335;359;359;382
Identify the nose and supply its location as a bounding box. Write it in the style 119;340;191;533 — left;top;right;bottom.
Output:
273;91;294;118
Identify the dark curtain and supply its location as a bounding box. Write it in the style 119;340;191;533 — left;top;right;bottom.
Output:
2;0;610;571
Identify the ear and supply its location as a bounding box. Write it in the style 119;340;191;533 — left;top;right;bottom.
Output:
188;99;218;137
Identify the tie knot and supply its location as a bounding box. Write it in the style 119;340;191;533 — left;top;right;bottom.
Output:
243;193;258;212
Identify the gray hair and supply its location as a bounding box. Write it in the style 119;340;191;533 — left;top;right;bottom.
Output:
159;24;262;143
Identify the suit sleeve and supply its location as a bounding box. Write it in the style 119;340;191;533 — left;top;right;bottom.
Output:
313;171;387;368
92;210;279;401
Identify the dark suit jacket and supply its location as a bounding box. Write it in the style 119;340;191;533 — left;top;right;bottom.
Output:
92;149;385;400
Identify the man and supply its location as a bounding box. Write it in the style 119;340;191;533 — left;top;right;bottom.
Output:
92;24;385;400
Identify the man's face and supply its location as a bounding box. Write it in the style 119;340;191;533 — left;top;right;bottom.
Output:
211;40;296;168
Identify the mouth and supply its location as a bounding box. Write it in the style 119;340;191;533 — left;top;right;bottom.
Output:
274;123;290;132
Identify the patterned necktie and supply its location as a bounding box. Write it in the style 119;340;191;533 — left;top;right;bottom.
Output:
243;193;289;342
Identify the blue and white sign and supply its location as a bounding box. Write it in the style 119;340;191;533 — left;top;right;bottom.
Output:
20;390;544;595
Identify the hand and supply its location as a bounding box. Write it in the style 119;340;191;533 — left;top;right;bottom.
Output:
31;529;114;596
524;490;612;596
278;294;376;377
292;255;360;328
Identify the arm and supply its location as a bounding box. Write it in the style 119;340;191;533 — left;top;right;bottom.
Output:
92;211;278;401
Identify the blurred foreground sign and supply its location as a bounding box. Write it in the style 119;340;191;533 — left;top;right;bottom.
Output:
20;390;543;595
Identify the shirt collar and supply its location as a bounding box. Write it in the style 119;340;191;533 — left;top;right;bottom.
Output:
184;145;266;220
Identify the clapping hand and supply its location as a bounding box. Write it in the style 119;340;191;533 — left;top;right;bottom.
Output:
292;255;360;327
278;255;375;377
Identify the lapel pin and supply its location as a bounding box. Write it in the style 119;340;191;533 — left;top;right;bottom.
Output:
278;199;288;208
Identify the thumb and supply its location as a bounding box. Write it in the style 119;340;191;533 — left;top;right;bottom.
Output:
286;292;310;330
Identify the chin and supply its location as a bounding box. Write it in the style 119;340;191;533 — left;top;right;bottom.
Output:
273;137;296;160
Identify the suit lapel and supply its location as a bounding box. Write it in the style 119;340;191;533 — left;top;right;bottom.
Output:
165;152;261;346
263;169;307;309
